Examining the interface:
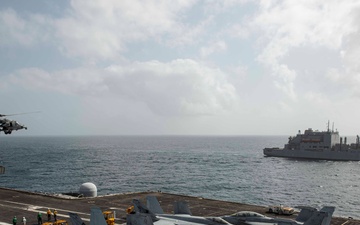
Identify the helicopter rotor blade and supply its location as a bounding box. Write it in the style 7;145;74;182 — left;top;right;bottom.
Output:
0;111;41;117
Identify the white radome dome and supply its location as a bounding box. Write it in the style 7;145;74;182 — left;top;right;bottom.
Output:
79;182;97;197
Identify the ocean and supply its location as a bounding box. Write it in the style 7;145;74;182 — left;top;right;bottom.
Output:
0;135;359;218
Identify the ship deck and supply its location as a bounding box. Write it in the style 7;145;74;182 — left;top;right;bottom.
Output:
0;188;357;225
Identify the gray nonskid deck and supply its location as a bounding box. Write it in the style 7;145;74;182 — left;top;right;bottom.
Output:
0;188;357;225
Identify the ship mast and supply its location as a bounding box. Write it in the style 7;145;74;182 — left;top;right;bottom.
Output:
327;120;330;132
327;120;334;132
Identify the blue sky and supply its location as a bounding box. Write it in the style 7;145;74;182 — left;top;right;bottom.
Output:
1;0;360;136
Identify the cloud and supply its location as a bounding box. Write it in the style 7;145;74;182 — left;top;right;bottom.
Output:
5;0;360;135
8;59;238;116
106;59;238;116
271;64;297;100
54;0;198;60
200;40;227;58
0;0;203;61
253;1;360;100
0;8;52;47
9;67;108;96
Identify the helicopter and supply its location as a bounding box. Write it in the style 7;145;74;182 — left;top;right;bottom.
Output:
0;112;38;135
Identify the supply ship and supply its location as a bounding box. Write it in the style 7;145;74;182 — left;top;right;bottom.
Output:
263;123;360;161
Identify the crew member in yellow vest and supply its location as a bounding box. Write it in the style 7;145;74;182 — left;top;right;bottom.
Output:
53;209;57;221
47;209;52;221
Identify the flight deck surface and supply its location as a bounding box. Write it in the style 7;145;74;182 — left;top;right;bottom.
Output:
0;188;357;225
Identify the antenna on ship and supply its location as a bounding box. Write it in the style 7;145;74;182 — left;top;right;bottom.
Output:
332;122;334;132
327;120;330;132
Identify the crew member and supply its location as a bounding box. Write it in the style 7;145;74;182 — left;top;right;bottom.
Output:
22;217;26;225
37;212;42;225
53;209;57;221
12;216;17;225
47;209;52;221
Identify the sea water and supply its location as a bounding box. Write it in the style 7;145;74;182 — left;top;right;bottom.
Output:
0;135;359;218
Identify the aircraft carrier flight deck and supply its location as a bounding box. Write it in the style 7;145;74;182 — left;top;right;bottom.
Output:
0;188;357;225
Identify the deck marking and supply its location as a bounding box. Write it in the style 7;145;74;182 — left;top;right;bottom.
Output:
1;200;90;216
0;200;91;222
0;200;123;224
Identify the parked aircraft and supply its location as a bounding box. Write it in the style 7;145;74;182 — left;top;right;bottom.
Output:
68;212;86;225
126;196;335;225
128;197;232;225
69;206;107;225
293;206;335;225
221;207;335;225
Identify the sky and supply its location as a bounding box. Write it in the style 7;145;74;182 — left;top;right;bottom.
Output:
1;0;360;136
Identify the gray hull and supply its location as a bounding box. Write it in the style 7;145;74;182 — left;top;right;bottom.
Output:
263;148;360;161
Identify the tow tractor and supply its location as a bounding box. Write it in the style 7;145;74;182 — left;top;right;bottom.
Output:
103;211;115;225
42;220;68;225
268;205;295;215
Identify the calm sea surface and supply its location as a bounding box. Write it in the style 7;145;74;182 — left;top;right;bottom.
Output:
0;136;359;218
